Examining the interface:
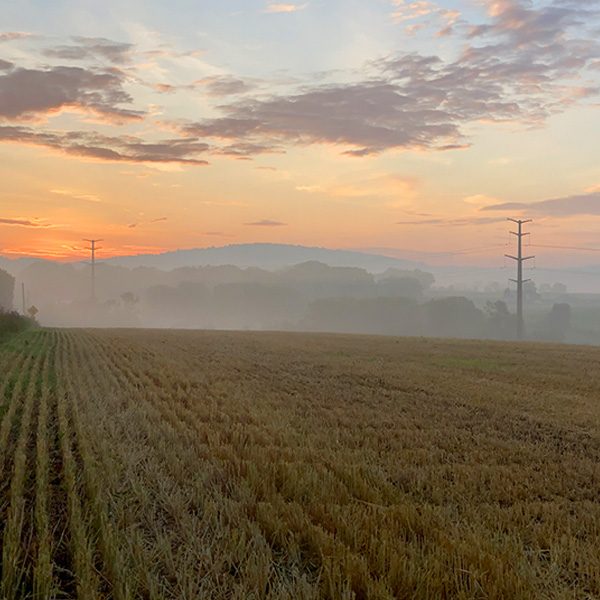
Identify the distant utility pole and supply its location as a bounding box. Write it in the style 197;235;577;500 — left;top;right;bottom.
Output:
21;282;26;315
83;238;103;301
505;219;534;340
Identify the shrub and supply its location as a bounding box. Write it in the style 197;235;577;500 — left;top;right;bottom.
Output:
0;309;36;337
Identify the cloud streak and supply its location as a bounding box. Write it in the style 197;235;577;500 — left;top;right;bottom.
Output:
50;188;102;203
244;219;287;226
483;191;600;216
264;3;307;13
0;217;53;228
390;0;460;33
0;32;33;43
396;216;507;225
0;125;210;165
129;217;169;229
44;37;134;64
195;75;256;97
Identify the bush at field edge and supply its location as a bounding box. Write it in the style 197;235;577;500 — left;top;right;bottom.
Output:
0;309;36;337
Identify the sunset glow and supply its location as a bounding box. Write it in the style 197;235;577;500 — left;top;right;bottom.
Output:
1;0;599;265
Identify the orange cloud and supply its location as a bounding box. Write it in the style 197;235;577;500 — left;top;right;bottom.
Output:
264;3;307;13
244;219;287;227
0;217;54;228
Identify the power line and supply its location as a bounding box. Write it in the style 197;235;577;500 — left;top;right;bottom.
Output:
83;238;103;301
505;219;534;340
444;244;507;256
399;243;507;258
532;244;600;252
533;267;600;277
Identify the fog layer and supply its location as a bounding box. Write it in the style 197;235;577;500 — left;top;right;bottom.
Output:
1;257;597;345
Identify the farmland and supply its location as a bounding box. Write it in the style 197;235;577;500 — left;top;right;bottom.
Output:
1;329;600;599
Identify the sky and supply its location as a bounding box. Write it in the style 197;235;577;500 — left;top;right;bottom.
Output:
1;0;600;266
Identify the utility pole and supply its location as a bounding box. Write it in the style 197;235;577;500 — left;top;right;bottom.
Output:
21;282;26;315
505;219;534;340
83;239;103;302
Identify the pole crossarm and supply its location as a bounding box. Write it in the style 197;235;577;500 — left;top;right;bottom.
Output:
83;239;104;250
506;255;535;262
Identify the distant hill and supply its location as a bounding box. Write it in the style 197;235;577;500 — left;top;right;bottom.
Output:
101;243;423;272
3;245;600;292
0;257;42;276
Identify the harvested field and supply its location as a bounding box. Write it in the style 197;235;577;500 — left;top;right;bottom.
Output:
1;328;600;599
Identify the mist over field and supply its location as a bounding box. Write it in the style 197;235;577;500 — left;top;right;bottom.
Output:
1;244;598;344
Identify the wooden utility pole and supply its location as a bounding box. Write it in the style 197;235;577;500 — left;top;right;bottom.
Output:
505;219;534;340
83;239;103;301
21;282;26;315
